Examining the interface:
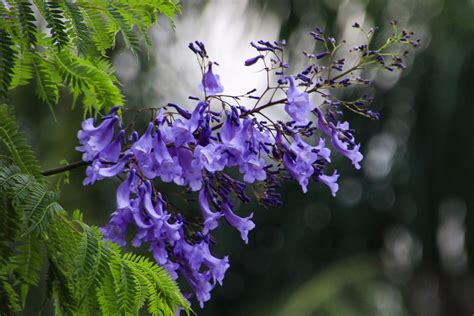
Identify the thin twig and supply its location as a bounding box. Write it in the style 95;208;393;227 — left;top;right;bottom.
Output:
42;160;89;176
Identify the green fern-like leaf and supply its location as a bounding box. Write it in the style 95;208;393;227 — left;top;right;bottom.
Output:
0;30;17;99
48;259;79;314
79;3;117;55
0;188;21;264
19;190;63;235
96;272;121;316
113;255;140;314
107;4;141;55
43;1;70;50
74;224;103;305
62;0;94;55
9;48;34;89
0;104;45;183
53;50;123;114
13;234;42;290
33;54;61;113
0;266;22;313
0;163;191;315
4;0;181;114
0;165;65;235
123;253;191;316
14;0;37;47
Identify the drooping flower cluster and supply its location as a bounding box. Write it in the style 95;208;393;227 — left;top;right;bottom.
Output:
77;23;418;308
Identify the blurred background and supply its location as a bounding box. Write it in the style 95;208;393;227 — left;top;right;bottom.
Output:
9;0;474;315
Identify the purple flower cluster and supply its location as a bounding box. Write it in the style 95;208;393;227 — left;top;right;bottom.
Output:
77;26;417;307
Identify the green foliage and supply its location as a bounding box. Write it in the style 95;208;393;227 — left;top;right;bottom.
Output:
0;30;17;99
0;0;181;114
0;104;45;183
278;256;383;316
0;104;191;315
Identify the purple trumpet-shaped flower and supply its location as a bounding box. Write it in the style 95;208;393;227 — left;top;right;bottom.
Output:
101;208;133;247
153;131;182;183
315;108;363;169
175;147;203;191
152;242;180;279
239;156;267;183
194;143;227;172
173;236;229;308
317;171;340;197
222;202;255;243
200;63;224;95
197;241;229;285
83;155;130;185
315;138;331;163
180;266;213;308
285;76;313;124
116;170;137;209
76;115;119;161
169;101;207;147
173;240;214;307
132;123;160;179
101;130;125;163
132;122;154;154
220;108;240;143
141;182;165;221
198;189;223;233
281;135;320;193
331;121;363;169
283;153;314;193
290;135;319;165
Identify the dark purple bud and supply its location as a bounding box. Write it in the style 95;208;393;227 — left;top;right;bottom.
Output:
411;39;421;47
297;74;312;83
250;42;273;52
316;51;330;59
339;78;351;86
188;42;199;54
301;65;313;75
309;32;324;42
195;41;207;54
367;110;380;120
257;40;280;50
375;55;384;63
167;103;192;119
352;22;360;28
244;55;263;66
130;131;139;142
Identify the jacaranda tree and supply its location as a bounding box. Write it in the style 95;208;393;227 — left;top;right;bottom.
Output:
0;0;420;314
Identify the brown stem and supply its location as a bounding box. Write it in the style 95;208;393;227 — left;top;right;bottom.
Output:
210;63;366;132
42;160;89;176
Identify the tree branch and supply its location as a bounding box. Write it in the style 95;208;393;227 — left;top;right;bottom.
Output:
42;160;89;176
